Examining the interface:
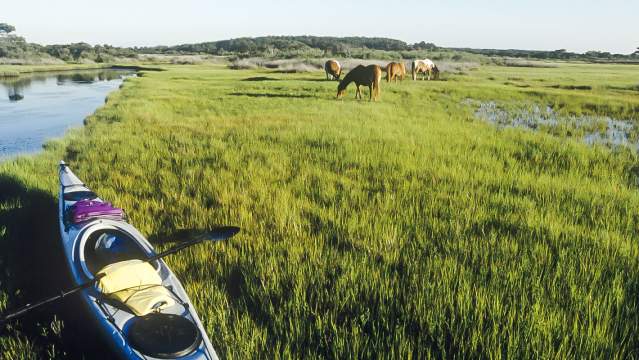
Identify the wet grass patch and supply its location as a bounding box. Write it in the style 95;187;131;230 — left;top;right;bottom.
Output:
242;76;280;82
468;99;639;151
228;92;313;99
548;84;593;90
607;84;639;92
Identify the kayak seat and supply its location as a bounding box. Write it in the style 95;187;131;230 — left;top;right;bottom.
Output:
97;259;176;316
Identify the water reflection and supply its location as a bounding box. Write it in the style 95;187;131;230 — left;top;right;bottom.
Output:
8;91;24;102
1;69;134;101
56;71;126;85
4;78;28;101
0;69;135;159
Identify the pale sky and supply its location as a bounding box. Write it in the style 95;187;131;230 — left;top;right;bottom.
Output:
3;0;638;54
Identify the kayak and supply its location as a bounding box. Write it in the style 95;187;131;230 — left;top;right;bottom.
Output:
58;161;218;359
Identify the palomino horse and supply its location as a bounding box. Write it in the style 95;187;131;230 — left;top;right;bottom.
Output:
412;59;439;80
386;62;406;83
336;64;382;101
325;60;342;80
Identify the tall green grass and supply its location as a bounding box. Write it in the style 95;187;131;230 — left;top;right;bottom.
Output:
1;62;639;358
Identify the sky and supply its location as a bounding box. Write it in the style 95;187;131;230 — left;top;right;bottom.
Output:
3;0;638;54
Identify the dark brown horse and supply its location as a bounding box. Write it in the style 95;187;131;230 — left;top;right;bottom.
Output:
386;61;406;83
324;60;342;80
336;65;382;101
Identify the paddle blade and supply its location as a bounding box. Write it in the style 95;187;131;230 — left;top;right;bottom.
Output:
201;226;241;242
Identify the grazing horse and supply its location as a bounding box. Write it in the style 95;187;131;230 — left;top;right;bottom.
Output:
386;61;406;83
336;65;382;101
412;59;440;80
325;60;342;80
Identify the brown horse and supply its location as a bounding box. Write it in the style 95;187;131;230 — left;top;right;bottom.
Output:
412;59;439;80
336;65;382;101
324;60;342;80
386;61;406;83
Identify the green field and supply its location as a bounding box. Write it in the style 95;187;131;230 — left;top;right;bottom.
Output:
1;61;639;358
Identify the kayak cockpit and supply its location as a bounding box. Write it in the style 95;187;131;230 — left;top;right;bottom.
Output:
82;228;151;275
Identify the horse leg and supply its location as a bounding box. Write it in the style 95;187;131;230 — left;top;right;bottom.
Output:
355;85;360;100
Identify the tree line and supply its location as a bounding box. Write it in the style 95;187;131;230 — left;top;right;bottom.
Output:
450;47;639;62
135;36;438;56
0;23;136;63
1;22;637;64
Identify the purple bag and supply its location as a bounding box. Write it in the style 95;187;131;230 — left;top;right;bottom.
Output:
71;199;124;223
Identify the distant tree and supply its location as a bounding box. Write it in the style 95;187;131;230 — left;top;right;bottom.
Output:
551;49;569;59
413;41;438;50
0;23;15;36
330;42;349;55
45;45;72;61
68;42;92;60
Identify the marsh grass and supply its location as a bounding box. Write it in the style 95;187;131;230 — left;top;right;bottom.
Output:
1;62;639;358
494;58;560;68
229;58;322;72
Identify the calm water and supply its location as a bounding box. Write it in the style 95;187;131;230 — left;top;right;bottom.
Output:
0;69;135;159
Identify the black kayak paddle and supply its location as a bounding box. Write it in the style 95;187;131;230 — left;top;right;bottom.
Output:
0;226;240;325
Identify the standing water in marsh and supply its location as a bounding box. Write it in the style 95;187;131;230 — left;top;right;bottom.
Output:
468;100;639;151
0;69;135;159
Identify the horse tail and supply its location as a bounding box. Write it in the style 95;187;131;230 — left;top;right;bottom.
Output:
374;68;382;100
